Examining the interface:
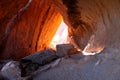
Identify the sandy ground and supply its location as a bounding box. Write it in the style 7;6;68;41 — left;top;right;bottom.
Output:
32;47;120;80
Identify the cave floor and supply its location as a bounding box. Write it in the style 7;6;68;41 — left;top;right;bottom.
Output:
32;47;120;80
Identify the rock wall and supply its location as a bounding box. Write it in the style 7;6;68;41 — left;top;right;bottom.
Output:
0;0;62;60
53;0;120;53
1;0;120;60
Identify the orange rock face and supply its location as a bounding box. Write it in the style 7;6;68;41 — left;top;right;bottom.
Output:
0;0;62;60
54;0;120;54
1;0;120;60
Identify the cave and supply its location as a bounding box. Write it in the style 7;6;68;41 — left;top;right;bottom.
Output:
0;0;120;80
49;20;68;50
0;0;63;60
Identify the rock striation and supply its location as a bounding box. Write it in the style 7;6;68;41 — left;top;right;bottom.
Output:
0;0;62;60
53;0;120;54
0;0;120;60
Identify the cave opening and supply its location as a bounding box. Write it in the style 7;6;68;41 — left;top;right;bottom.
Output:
48;19;103;56
49;20;69;50
48;19;102;56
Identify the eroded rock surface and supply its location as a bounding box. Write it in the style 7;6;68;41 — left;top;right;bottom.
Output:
33;47;120;80
0;0;62;60
53;0;120;53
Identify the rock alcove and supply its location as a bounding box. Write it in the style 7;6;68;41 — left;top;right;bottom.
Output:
0;0;120;80
0;0;63;60
0;0;107;60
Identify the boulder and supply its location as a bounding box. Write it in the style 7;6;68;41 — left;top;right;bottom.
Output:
20;59;40;77
56;44;74;57
1;61;21;80
0;59;13;70
21;49;58;66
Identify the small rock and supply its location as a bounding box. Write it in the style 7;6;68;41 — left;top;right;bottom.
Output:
56;44;74;57
20;49;59;77
0;59;13;70
1;61;21;80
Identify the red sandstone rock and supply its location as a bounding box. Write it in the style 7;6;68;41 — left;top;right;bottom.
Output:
0;0;62;60
0;0;120;60
53;0;120;54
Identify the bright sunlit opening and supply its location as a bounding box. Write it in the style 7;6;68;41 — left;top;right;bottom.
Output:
49;20;68;50
82;43;104;55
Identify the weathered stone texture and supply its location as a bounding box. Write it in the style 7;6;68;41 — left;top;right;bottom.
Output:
1;0;120;60
54;0;120;53
0;0;62;60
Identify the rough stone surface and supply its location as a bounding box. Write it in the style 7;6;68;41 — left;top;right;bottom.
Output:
54;0;120;53
20;61;40;77
69;53;84;60
0;73;9;80
1;0;120;80
0;59;13;70
0;0;120;60
0;0;62;60
67;48;79;55
1;61;21;80
33;47;120;80
22;49;58;65
56;44;74;57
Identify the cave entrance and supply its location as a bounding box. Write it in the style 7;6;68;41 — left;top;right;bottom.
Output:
49;20;103;56
49;20;68;50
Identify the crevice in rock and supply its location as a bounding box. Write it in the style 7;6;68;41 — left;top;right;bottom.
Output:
35;6;51;51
